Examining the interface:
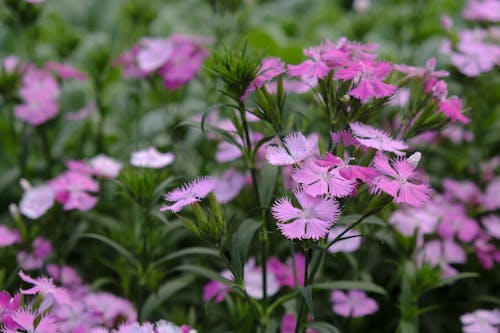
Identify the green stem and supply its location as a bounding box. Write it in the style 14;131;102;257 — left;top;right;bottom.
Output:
326;212;372;250
295;248;312;333
39;126;53;178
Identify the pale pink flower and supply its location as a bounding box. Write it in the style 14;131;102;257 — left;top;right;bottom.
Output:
14;68;60;126
130;147;175;168
441;15;453;30
481;176;500;210
462;0;500;22
17;237;52;270
474;233;500;269
438;210;479;243
335;59;397;103
65;103;96;121
272;191;341;240
19;185;55;219
371;152;431;207
115;45;147;78
1;55;19;74
25;0;46;3
244;258;280;299
461;309;500;333
331;130;360;147
280;313;318;333
83;292;137;327
265;79;312;94
389;202;440;236
214;169;246;203
327;226;362;253
389;88;410;108
266;132;318;166
451;29;498;77
349;122;408;155
136;37;174;73
18;271;71;306
160;176;216;213
46;264;82;286
215;132;263;163
417;239;466;278
292;159;356;198
353;0;371;13
482;215;500;239
394;58;449;79
268;253;305;288
45;62;87;80
49;171;99;211
0;226;21;247
89;154;123;179
242;57;285;101
66;160;94;174
441;125;474;144
330;290;378;317
288;46;330;85
442;178;481;204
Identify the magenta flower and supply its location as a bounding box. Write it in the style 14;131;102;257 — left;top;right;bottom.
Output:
438;207;479;243
265;132;318;166
330;290;379;317
474;233;500;269
14;68;60;126
268;253;305;288
292;159;356;198
330;130;360;147
280;313;318;333
371;152;431;207
335;59;397;103
18;271;71;306
482;215;500;239
242;57;286;101
349;122;408;155
394;58;449;79
19;184;55;219
0;225;21;247
89;154;123;179
130;147;175;168
417;239;466;278
437;96;470;124
160;176;216;213
272;191;341;240
47;264;83;287
214;169;247;203
461;309;500;333
0;292;21;330
288;46;330;85
49;171;99;211
317;153;377;183
327;226;362;253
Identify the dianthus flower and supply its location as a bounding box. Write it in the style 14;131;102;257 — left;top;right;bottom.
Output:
481;176;500;210
45;62;87;80
349;122;408;155
335;59;397;103
394;58;449;79
461;308;500;333
316;153;377;183
0;291;21;330
18;271;71;306
213;169;247;203
272;191;341;240
89;154;123;178
242;57;285;101
327;226;362;253
292;159;356;198
462;0;500;22
371;152;431;207
265;132;318;166
417;239;466;278
0;225;21;247
160;176;216;213
49;171;99;211
130;147;175;168
268;253;305;288
330;290;379;317
19;185;55;219
482;215;500;239
288;46;330;85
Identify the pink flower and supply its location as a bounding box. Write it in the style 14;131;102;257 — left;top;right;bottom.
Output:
371;152;431;207
330;290;378;317
65;103;96;121
330;130;360;147
461;309;500;333
288;46;330;85
317;153;377;183
214;169;246;203
389;202;440;236
160;176;216;213
14;68;60;126
451;29;498;77
18;271;71;306
268;254;305;288
130;147;175;168
292;159;356;198
417;239;466;278
462;0;500;22
437;207;479;242
17;237;52;270
242;57;285;101
83;292;137;327
89;154;123;178
272;191;341;240
0;292;21;329
474;233;500;269
482;215;500;239
136;38;173;73
215;131;263;163
437;96;470;124
327;226;362;253
19;185;55;219
0;225;21;247
394;58;449;79
45;62;87;80
115;45;147;78
280;313;318;333
335;59;397;103
481;176;500;210
265;132;318;166
46;264;82;286
49;171;99;211
11;309;59;333
243;258;280;299
349;122;408;155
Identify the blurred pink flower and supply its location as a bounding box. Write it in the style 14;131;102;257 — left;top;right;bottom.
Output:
19;271;71;306
330;130;360;147
474;233;500;269
268;253;305;288
242;57;285;101
265;132;318;166
394;58;449;79
389;202;440;236
288;46;330;85
19;185;55;219
461;308;500;333
327;226;362;253
438;96;470;124
482;215;500;239
203;271;231;303
0;225;21;247
317;153;377;183
462;0;500;22
65;103;96;121
214;169;246;203
136;38;173;73
130;147;175;168
0;291;21;330
335;59;396;103
46;62;87;80
272;191;341;240
330;290;378;317
47;264;83;287
83;292;137;327
89;154;123;179
481;176;500;210
371;152;431;207
160;176;216;213
417;239;466;278
280;312;318;333
49;171;99;211
243;258;280;299
349;122;408;155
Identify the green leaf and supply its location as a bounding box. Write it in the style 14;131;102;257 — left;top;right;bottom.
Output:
476;295;500;306
80;233;140;268
231;219;262;279
151;247;219;268
430;272;479;290
307;322;341;333
258;163;279;208
140;274;195;320
314;280;386;295
175;264;236;288
0;168;19;193
337;214;386;227
299;285;314;318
